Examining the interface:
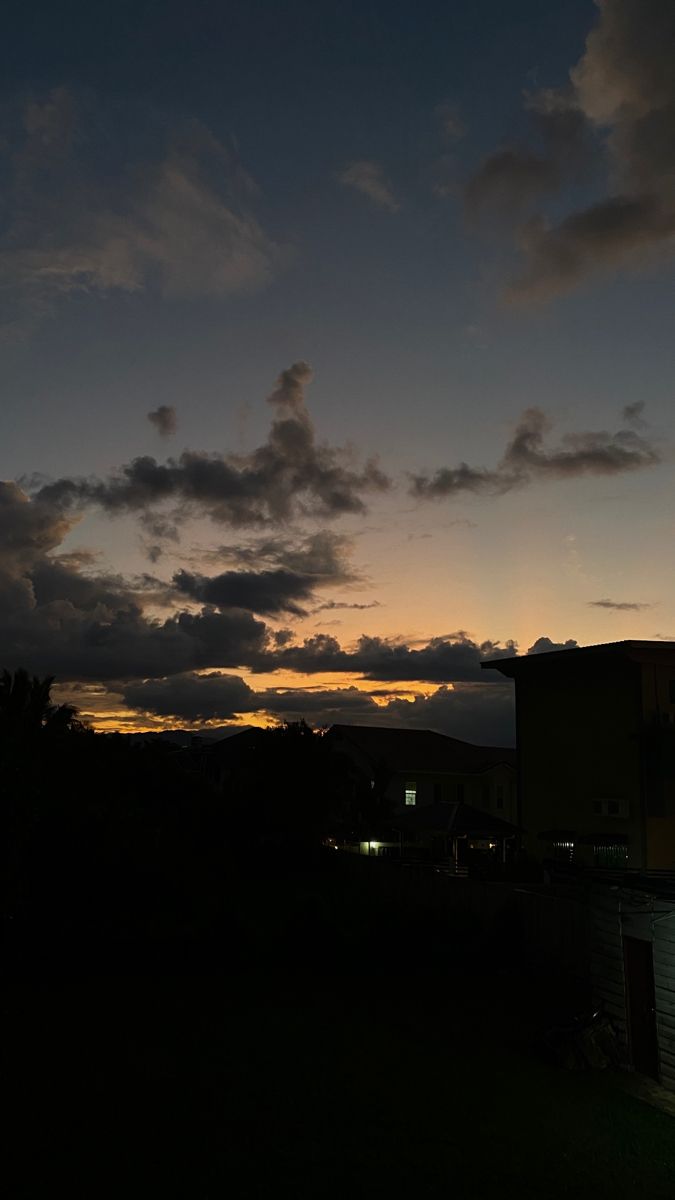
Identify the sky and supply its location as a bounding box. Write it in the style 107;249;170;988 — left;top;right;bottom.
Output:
1;0;674;744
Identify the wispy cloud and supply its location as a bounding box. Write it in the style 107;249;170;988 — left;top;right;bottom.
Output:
338;160;400;212
410;406;659;500
588;597;652;612
0;92;283;330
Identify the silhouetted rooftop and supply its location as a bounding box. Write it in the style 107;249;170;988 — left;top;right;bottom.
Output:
485;640;675;679
388;801;519;837
327;724;515;773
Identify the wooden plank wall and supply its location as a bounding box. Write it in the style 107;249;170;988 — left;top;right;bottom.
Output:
589;886;628;1056
654;913;675;1092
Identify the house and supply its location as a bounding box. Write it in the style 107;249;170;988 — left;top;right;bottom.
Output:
326;724;517;822
353;801;519;873
486;641;675;871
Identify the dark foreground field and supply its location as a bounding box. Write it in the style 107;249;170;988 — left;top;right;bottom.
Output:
6;855;675;1198
7;970;675;1198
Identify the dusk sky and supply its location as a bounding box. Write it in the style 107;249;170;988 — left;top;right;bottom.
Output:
2;0;674;743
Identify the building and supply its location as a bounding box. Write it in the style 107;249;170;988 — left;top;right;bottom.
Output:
326;724;517;823
487;640;675;871
588;872;675;1088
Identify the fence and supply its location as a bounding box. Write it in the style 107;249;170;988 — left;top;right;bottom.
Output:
335;852;590;981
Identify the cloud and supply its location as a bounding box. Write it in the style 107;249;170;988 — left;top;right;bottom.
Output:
466;150;560;218
338;160;400;212
436;102;465;140
266;361;314;412
526;636;579;654
33;363;390;527
311;599;381;613
0;93;282;329
147;406;178;437
208;530;356;578
465;88;591;222
122;671;516;745
0;474;573;752
173;566;316;616
588;597;651;612
467;1;675;298
410;406;659;500
0;481;272;681
255;631;517;683
622;400;647;429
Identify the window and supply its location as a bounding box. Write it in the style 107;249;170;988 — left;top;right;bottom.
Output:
496;785;504;810
404;781;417;806
552;840;574;863
592;798;627;818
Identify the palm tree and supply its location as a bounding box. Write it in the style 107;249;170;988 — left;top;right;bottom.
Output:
0;669;84;745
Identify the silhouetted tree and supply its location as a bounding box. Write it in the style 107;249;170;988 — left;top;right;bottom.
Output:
0;668;85;749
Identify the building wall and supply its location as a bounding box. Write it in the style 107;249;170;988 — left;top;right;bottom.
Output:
384;765;517;823
654;914;675;1092
590;886;675;1092
516;658;644;866
589;887;628;1056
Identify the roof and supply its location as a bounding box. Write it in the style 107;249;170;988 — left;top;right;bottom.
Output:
366;801;519;838
484;639;675;680
202;728;267;761
327;724;515;774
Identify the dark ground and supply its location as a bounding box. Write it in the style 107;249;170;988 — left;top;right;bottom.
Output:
6;854;675;1198
7;966;675;1198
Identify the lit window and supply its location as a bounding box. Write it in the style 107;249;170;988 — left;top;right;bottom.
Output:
405;781;417;806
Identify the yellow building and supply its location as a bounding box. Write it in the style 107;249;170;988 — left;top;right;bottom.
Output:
488;641;675;870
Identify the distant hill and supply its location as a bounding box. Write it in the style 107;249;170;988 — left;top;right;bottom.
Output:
120;727;252;747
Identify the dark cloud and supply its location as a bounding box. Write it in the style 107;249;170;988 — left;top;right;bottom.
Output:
622;400;647;429
171;529;371;617
34;363;389;527
526;636;579;655
173;566;316;616
122;672;516;745
465;87;591;221
410;406;659;500
255;631;517;684
508;196;675;302
466;1;675;299
311;599;381;613
465;150;560;218
147;405;178;437
266;361;313;413
588;598;651;612
0;482;270;681
209;531;356;581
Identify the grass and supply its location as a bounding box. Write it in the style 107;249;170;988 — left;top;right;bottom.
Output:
7;964;675;1198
